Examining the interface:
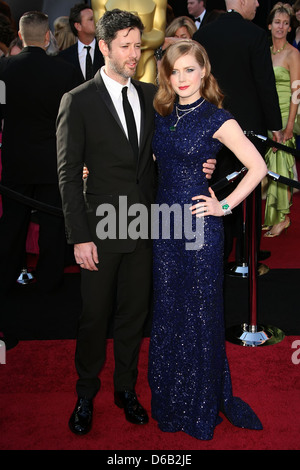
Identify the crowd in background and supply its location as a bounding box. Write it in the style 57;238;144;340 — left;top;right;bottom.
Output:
0;1;299;55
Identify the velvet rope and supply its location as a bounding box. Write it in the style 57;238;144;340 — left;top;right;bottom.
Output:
0;183;63;217
244;131;300;158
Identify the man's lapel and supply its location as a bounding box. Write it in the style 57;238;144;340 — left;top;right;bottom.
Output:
94;71;125;134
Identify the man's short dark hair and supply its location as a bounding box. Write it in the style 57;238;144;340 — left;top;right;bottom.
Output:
95;9;144;47
69;3;92;36
19;11;49;44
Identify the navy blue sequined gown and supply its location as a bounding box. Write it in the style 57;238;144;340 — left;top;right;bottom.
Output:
148;99;262;440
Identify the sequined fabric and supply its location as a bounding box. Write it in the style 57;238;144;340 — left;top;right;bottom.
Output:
148;99;263;440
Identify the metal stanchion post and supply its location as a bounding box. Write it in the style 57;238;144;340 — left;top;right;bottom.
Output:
225;198;248;278
224;169;269;278
226;190;285;347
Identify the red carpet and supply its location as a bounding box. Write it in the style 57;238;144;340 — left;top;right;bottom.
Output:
0;336;299;451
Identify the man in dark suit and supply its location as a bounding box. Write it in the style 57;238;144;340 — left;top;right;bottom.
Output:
0;12;81;341
193;0;283;264
59;3;104;82
57;8;156;436
187;0;208;28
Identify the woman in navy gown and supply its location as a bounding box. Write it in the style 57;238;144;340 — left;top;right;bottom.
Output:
148;40;267;440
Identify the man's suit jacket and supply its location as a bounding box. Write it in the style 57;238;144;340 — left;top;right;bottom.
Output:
0;46;81;185
59;40;104;83
193;11;282;135
56;71;157;252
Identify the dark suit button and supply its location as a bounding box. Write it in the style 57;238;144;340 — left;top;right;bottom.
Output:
136;179;139;184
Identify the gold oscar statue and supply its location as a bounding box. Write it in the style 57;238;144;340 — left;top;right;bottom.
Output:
91;0;167;84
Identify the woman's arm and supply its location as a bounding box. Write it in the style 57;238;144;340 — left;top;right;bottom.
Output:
190;119;268;217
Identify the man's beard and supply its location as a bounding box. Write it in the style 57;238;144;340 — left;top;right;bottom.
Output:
109;55;138;80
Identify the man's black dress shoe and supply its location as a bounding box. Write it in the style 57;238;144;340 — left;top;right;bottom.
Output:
69;397;93;435
114;390;149;424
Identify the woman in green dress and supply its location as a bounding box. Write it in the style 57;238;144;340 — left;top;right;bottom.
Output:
264;2;300;237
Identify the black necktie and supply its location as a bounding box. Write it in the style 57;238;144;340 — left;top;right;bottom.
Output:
84;46;93;80
122;86;139;161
